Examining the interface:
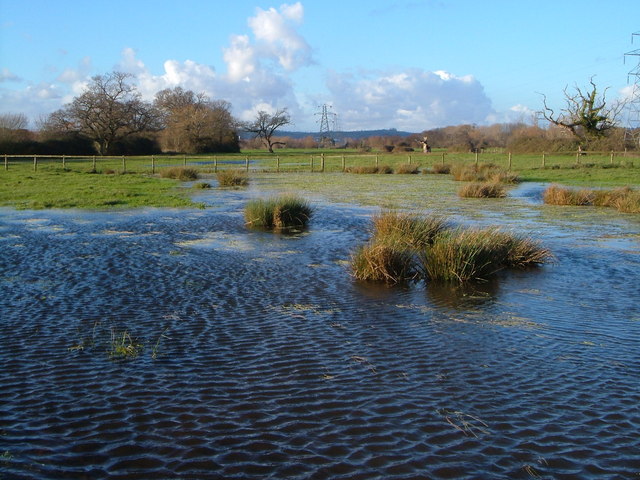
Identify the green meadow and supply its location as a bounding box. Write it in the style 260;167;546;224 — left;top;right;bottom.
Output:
0;150;638;209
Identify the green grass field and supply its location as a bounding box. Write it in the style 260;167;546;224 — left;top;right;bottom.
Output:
1;150;638;209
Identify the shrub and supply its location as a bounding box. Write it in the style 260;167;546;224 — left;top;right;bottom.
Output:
193;182;211;189
160;167;199;181
395;163;420;174
216;169;249;187
245;195;312;231
458;182;507;198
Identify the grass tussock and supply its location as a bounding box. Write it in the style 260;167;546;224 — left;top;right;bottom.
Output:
245;195;312;231
425;164;451;174
394;163;420;174
160;166;200;181
451;163;519;184
458;182;507;198
351;212;552;285
346;165;393;174
543;184;639;213
216;169;249;187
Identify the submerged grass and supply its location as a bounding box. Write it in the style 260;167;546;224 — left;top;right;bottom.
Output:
245;195;313;231
351;212;553;285
452;163;520;184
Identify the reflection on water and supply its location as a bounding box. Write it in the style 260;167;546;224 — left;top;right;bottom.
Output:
1;180;639;479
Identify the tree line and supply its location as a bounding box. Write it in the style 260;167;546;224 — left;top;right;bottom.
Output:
0;71;291;156
1;72;635;155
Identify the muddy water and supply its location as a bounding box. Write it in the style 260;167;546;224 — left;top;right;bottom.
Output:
1;177;639;479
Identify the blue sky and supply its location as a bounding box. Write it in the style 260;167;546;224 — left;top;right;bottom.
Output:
1;0;639;131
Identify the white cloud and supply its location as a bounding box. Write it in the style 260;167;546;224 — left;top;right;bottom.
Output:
0;68;21;82
327;68;495;130
248;2;312;71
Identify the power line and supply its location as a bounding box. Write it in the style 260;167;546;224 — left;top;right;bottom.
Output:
624;31;640;148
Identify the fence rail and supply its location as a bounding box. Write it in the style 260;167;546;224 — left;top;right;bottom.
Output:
2;150;638;174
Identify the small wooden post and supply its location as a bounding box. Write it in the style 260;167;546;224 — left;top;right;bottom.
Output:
4;154;7;171
375;155;379;168
62;155;66;169
341;155;345;172
475;150;479;165
183;155;187;167
214;155;217;173
122;155;126;173
508;152;512;171
542;152;546;168
575;151;580;164
310;155;314;172
151;155;155;174
320;153;324;172
610;151;614;164
33;155;37;172
408;154;412;164
441;152;445;165
245;155;249;172
276;156;280;172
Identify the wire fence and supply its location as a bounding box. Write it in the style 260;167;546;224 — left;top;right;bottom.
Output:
2;150;638;174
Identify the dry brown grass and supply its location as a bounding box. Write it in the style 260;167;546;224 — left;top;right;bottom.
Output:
543;184;639;213
394;163;420;174
457;182;507;198
451;163;519;184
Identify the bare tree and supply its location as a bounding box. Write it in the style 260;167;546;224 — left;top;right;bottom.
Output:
45;72;160;155
243;108;291;153
540;77;625;145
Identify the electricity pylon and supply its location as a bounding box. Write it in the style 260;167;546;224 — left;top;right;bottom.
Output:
624;32;640;148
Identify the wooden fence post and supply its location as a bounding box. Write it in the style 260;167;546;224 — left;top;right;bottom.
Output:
122;155;126;173
610;151;614;164
341;155;345;172
245;155;249;172
475;149;479;165
310;155;314;172
408;154;412;164
151;155;155;174
276;156;280;172
441;152;445;165
183;155;187;167
33;155;37;172
508;152;512;171
375;155;379;168
542;152;546;168
4;154;7;171
320;153;324;172
92;155;96;171
214;155;217;173
62;155;66;169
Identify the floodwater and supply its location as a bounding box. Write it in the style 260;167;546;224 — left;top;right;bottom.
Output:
1;175;639;479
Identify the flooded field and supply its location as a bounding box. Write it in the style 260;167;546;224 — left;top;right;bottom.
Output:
1;173;639;479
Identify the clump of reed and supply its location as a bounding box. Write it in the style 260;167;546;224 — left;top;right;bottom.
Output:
245;195;312;231
193;181;211;189
216;169;249;187
160;166;199;181
543;184;640;213
351;212;552;285
394;163;420;174
424;164;451;174
345;165;393;174
457;182;507;198
451;163;519;184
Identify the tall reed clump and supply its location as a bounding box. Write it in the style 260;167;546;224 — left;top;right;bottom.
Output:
351;212;552;285
395;163;420;174
543;184;640;213
245;195;312;231
350;211;449;284
345;165;393;174
425;164;451;174
216;169;249;187
160;166;200;181
457;182;507;198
